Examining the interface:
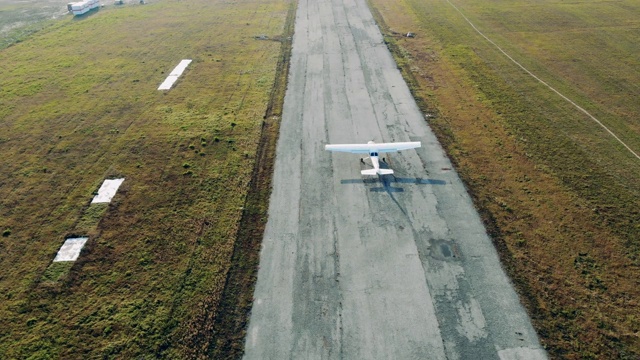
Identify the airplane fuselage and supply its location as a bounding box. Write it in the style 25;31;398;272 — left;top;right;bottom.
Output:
369;150;380;172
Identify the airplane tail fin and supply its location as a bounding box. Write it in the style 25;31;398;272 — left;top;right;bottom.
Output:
379;169;394;175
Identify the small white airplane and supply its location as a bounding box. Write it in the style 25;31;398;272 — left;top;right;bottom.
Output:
325;141;421;175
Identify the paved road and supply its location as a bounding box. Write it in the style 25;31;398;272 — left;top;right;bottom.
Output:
243;0;547;358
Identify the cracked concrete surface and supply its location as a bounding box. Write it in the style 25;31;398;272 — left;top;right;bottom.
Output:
243;0;547;358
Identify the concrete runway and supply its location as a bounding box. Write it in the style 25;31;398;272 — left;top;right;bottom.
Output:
243;0;548;358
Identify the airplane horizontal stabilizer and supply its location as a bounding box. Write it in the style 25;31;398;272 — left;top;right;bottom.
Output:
360;169;394;176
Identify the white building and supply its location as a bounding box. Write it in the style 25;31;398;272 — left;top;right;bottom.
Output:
68;0;100;16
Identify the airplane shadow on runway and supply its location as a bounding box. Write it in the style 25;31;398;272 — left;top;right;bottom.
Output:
340;176;447;192
339;159;447;192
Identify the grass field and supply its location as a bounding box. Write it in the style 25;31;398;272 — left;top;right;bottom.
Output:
0;0;290;357
369;0;639;358
2;0;638;358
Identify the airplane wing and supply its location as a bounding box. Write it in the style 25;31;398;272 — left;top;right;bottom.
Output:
324;144;372;154
325;141;420;153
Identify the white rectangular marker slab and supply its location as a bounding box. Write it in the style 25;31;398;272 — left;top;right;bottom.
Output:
91;178;125;204
158;59;192;90
53;237;89;262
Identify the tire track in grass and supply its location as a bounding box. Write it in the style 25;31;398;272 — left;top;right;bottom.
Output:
445;0;640;161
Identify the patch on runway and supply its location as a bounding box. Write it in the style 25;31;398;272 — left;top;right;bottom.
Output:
429;239;461;261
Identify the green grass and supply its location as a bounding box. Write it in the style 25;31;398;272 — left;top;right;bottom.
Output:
0;0;289;357
41;261;75;283
370;0;639;358
74;203;109;233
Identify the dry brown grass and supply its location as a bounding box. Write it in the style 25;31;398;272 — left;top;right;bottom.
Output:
369;0;639;358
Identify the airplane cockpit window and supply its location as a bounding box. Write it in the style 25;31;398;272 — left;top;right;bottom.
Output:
370;152;378;157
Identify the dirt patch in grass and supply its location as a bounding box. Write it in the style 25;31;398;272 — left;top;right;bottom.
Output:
369;0;639;358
